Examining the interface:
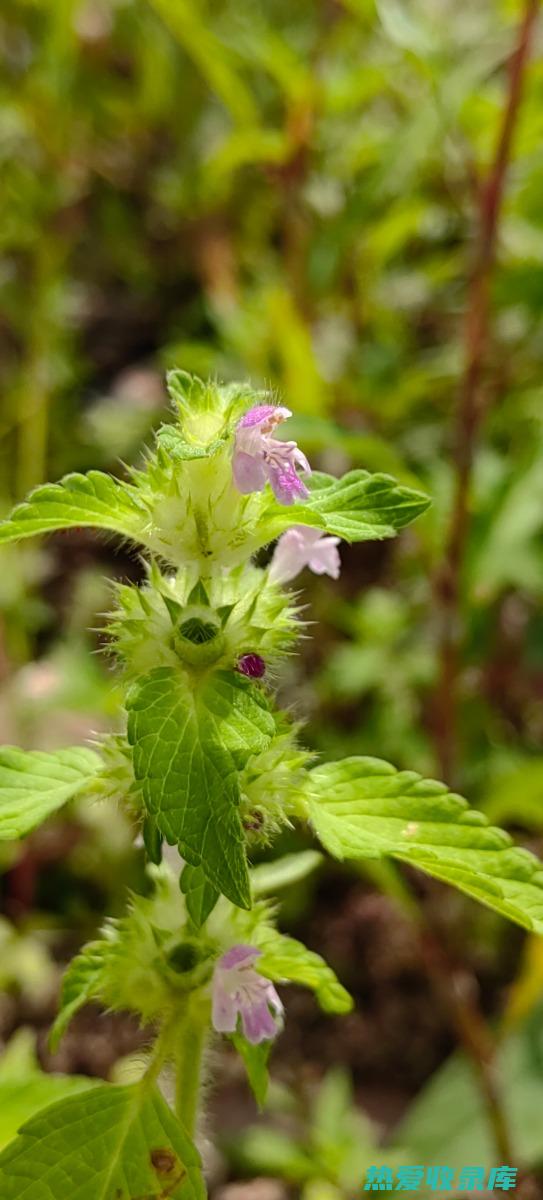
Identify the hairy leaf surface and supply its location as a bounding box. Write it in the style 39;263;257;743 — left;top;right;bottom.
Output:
309;758;543;933
127;667;275;908
0;1082;204;1200
262;470;430;544
0;747;102;840
0;472;152;548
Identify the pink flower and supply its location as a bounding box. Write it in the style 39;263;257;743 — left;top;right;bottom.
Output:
269;526;341;585
233;405;311;506
212;944;283;1044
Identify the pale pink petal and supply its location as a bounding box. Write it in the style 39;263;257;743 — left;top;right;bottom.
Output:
211;944;283;1045
270;526;341;583
267;461;310;505
268;528;307;584
307;537;341;579
232;406;310;505
232;450;267;494
212;985;239;1033
241;998;279;1044
239;405;291;430
221;945;260;970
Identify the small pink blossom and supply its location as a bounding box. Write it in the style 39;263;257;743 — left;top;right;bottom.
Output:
269;526;341;585
212;944;283;1044
233;405;311;506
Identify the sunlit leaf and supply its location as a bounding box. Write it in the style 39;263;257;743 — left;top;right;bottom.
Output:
309;758;543;934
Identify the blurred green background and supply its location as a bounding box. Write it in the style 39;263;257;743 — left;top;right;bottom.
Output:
2;0;543;1193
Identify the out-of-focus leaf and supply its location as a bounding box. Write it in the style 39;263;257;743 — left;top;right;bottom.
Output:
250;850;323;896
0;747;102;840
0;1031;94;1153
394;1025;543;1172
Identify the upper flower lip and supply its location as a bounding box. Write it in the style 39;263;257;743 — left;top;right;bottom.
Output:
233;404;311;506
238;405;292;431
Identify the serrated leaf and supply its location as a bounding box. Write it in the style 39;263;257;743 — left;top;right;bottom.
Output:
180;864;219;927
0;747;102;840
0;1082;204;1200
261;470;430;545
231;1032;271;1109
308;758;543;935
127;667;275;909
256;928;353;1014
0;1031;95;1152
50;941;108;1051
0;472;151;548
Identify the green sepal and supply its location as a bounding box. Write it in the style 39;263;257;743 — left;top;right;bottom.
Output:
143;816;163;865
231;1032;271;1109
180;865;219;927
49;941;107;1052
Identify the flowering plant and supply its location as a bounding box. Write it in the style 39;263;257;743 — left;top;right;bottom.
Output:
0;372;542;1198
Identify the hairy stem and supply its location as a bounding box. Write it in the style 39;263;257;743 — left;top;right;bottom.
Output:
174;995;209;1137
433;0;539;785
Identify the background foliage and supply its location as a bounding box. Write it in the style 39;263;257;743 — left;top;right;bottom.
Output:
1;0;543;1192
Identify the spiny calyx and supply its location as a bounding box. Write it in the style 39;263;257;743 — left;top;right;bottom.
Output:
108;562;302;681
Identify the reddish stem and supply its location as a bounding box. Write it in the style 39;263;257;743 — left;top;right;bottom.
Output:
434;0;539;784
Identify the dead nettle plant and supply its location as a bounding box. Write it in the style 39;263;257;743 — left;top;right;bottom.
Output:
0;373;543;1198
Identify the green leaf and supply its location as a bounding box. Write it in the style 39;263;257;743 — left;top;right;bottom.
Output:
0;1082;204;1200
0;1031;95;1152
256;928;353;1015
50;941;108;1051
0;472;151;548
393;1023;543;1173
261;471;430;545
0;747;102;840
250;850;323;896
231;1033;271;1109
180;864;219;927
308;757;543;935
127;667;275;909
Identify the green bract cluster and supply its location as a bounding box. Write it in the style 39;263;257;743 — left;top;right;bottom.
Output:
0;373;542;1198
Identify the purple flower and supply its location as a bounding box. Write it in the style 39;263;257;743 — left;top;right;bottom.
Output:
212;944;283;1045
237;653;266;679
233;405;311;506
269;526;341;585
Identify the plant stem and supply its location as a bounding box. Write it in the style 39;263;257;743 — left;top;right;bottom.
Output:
174;995;209;1137
433;0;539;785
418;920;513;1164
